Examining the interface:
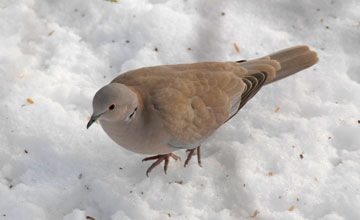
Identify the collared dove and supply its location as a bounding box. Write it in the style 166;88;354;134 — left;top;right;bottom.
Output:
87;45;318;176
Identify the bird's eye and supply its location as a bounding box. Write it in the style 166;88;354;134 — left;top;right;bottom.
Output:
108;104;116;110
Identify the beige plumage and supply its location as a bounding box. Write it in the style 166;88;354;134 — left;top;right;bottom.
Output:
87;45;318;175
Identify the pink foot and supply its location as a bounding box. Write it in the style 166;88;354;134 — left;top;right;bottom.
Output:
184;145;202;167
142;153;181;176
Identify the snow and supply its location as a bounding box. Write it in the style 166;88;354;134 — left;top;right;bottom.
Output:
1;0;360;219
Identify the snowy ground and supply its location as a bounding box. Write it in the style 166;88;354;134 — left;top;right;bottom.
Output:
1;0;360;219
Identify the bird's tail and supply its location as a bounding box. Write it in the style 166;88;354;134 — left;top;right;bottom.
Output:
265;45;318;84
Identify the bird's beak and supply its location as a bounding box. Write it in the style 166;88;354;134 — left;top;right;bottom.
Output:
87;114;101;129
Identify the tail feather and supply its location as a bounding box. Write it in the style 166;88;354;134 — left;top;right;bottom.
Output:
266;45;319;84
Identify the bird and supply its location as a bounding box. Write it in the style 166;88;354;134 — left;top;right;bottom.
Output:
87;45;318;176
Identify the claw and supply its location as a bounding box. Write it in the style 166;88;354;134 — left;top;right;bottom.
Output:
142;153;180;176
184;148;195;167
197;146;202;167
184;146;202;167
164;157;170;174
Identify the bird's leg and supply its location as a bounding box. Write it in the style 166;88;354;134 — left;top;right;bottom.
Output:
184;145;202;167
184;148;195;167
142;153;180;176
197;146;202;167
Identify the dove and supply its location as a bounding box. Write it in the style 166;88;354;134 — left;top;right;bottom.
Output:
87;45;318;176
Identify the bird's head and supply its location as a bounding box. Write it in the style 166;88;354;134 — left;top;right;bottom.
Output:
87;83;138;129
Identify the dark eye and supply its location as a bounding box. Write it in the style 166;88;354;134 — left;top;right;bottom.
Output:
108;104;116;110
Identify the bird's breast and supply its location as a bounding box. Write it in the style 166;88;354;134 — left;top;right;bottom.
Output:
99;116;177;155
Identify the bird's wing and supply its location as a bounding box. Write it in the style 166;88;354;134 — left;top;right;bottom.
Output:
225;57;281;121
112;60;279;149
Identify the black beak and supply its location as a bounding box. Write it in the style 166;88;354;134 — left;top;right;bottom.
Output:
87;114;101;129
